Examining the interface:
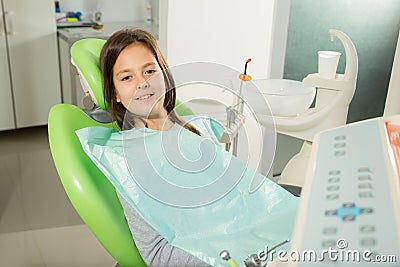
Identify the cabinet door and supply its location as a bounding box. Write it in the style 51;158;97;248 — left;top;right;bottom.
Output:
0;7;15;130
3;0;61;128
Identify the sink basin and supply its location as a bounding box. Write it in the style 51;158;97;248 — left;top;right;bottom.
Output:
244;79;316;116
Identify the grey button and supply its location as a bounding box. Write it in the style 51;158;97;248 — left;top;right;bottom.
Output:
334;150;346;156
343;215;356;221
325;209;337;216
358;175;372;181
358;183;373;189
323;227;337;235
343;202;355;208
327;185;340;191
361;207;374;214
359;192;374;198
322;240;337;247
328;170;341;175
334;142;346;148
326;194;339;200
328;177;340;183
334;135;346;141
361;238;377;246
360;225;375;233
358;167;371;173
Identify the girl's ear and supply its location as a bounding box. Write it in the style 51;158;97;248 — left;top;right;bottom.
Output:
115;92;121;103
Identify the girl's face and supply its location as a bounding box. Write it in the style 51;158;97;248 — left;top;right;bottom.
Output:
113;43;166;121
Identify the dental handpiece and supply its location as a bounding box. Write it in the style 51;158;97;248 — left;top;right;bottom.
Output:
244;253;262;267
220;250;240;267
245;239;290;267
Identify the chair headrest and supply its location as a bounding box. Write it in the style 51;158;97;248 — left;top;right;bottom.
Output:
71;38;108;110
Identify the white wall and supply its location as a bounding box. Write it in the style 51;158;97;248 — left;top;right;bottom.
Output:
160;0;275;78
159;0;290;174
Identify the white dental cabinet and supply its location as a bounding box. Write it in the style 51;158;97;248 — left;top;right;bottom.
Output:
0;0;61;130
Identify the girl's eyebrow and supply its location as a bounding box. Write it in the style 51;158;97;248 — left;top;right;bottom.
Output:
143;62;156;68
115;62;157;77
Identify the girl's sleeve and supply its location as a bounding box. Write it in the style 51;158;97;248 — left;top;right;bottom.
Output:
117;192;212;267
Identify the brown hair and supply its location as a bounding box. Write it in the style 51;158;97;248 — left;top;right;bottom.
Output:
100;28;199;135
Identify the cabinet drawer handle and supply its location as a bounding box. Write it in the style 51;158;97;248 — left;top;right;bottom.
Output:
5;11;15;35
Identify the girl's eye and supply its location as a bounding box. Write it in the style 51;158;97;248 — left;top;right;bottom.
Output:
121;75;132;81
145;69;157;75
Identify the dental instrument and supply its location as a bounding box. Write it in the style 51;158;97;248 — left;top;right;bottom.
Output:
220;250;240;267
220;239;290;267
223;58;252;155
244;253;263;267
237;58;252;114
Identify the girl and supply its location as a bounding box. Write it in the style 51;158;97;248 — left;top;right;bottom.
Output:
100;28;211;267
100;28;200;134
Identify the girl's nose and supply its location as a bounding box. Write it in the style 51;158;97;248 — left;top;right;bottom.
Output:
136;75;149;89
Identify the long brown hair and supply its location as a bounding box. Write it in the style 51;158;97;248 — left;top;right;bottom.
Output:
100;28;199;135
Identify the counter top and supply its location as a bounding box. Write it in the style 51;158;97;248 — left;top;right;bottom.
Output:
58;21;158;45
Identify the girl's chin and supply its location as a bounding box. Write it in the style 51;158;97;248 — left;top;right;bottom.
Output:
127;98;164;117
128;107;163;119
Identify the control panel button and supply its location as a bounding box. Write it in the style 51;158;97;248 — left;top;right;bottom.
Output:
360;207;374;214
334;142;346;148
334;150;346;157
359;192;374;198
326;194;339;200
343;215;356;221
328;177;340;183
328;170;341;175
327;185;340;191
358;183;373;189
360;225;376;233
358;175;372;181
322;240;337;247
358;167;371;173
361;238;377;246
322;227;337;235
325;209;337;216
343;202;355;208
334;135;346;141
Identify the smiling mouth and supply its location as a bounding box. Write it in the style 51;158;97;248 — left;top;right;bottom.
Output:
136;93;154;100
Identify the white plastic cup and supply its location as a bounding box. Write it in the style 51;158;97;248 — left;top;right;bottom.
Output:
318;51;341;79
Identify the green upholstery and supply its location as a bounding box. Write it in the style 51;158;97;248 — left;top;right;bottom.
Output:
48;38;194;267
49;104;146;267
71;38;108;110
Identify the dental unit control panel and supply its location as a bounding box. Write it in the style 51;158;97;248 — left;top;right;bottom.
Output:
273;115;400;266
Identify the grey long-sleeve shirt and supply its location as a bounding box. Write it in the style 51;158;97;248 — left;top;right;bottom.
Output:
117;193;212;267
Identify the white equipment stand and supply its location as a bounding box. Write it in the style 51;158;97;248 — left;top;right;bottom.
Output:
257;29;359;188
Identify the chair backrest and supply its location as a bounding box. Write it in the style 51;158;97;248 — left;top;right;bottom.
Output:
49;38;194;267
48;104;147;267
71;38;108;110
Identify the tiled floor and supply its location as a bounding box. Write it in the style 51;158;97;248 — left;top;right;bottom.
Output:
0;126;115;267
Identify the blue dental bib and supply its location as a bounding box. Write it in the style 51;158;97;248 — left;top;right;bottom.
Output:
76;116;298;266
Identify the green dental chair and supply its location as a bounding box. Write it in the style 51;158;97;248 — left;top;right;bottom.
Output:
48;38;193;267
